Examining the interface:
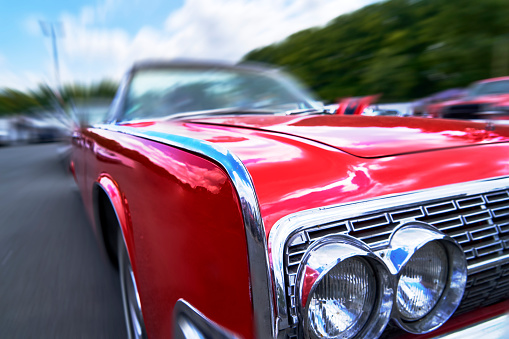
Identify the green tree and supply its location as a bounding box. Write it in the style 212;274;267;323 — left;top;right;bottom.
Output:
243;0;509;103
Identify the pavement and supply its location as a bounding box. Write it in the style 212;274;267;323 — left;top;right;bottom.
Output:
0;142;126;338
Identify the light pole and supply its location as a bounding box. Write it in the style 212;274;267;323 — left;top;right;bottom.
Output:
39;21;63;90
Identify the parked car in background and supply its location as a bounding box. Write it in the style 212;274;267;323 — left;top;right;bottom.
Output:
13;111;71;143
71;60;509;339
0;118;12;146
411;88;465;117
362;107;402;116
429;77;509;120
335;95;380;115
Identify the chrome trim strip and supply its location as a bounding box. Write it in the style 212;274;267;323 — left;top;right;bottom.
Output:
96;124;275;339
468;253;509;274
269;176;509;330
173;299;240;339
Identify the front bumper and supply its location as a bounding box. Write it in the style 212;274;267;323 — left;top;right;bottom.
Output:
400;300;509;339
434;314;509;339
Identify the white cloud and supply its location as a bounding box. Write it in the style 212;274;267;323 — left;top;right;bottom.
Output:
77;0;123;25
163;0;375;61
0;52;52;90
26;0;377;86
0;69;50;91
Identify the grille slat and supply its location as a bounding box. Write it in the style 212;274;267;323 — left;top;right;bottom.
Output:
492;206;509;218
350;214;390;231
475;241;504;257
446;230;470;244
425;201;457;215
499;221;509;233
306;223;348;241
419;214;464;229
463;210;492;224
485;191;509;203
433;218;465;231
469;225;498;241
390;207;424;221
283;187;509;332
457;196;485;208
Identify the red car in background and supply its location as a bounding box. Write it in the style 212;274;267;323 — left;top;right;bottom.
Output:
71;60;509;339
429;77;509;120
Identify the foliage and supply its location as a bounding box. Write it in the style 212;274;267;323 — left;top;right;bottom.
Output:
0;79;118;116
243;0;509;102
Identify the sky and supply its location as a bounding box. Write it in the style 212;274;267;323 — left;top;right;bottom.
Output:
0;0;377;91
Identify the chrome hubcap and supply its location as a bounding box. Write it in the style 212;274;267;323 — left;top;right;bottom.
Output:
119;234;147;339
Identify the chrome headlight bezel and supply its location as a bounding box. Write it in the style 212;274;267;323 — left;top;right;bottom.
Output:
396;241;449;320
386;222;468;334
296;235;393;339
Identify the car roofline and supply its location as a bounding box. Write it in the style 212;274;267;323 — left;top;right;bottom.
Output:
130;58;278;74
476;76;509;84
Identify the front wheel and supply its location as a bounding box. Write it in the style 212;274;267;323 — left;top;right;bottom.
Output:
118;232;147;339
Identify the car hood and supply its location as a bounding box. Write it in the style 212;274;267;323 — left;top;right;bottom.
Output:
116;114;509;232
176;115;509;158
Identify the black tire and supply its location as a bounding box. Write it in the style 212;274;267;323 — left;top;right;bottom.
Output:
118;232;148;339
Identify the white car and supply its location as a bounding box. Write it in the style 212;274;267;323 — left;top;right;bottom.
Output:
0;118;12;146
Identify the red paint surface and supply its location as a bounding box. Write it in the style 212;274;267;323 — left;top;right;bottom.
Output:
301;266;320;307
193;115;509;157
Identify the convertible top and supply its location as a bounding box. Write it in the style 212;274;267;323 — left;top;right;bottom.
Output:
130;59;277;73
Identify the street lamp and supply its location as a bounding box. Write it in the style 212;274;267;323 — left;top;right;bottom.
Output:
39;21;63;90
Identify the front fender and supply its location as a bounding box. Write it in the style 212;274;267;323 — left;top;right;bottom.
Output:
94;174;135;269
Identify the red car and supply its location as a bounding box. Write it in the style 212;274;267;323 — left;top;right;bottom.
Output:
71;60;509;339
429;77;509;120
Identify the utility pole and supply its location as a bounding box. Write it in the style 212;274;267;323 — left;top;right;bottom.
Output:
39;21;62;90
39;21;70;119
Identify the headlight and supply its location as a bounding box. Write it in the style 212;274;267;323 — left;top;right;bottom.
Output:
396;241;448;320
387;222;467;334
297;236;393;339
307;257;376;338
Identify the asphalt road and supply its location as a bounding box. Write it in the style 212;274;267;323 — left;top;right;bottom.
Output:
0;142;126;338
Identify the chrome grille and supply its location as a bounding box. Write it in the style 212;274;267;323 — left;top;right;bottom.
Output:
283;188;509;329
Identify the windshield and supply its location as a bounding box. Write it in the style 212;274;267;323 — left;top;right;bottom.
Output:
468;80;509;97
120;66;320;121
